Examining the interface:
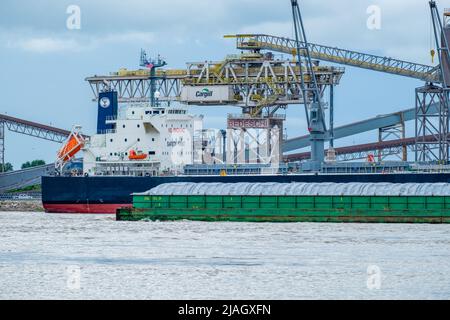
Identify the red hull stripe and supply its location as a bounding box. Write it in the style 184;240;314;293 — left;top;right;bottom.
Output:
43;203;131;214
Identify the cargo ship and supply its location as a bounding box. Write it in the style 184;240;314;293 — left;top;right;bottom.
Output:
41;90;450;214
43;173;450;214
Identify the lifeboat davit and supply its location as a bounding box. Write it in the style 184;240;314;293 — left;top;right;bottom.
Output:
129;150;148;161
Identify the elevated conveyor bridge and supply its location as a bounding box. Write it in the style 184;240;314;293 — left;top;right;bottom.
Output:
228;34;440;82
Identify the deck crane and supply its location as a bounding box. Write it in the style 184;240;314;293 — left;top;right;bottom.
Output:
290;0;327;169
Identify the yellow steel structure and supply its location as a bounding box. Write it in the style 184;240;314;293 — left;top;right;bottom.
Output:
226;34;440;83
87;52;344;117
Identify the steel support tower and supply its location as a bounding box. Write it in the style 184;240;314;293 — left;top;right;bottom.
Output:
415;1;450;163
415;84;449;162
0;121;5;172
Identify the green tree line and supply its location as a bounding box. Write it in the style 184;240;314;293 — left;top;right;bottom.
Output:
21;160;46;170
0;160;46;173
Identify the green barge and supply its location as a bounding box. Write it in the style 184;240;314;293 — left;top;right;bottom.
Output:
116;183;450;223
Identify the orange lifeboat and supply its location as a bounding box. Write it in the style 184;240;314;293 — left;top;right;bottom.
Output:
58;134;84;162
129;150;148;161
56;126;85;172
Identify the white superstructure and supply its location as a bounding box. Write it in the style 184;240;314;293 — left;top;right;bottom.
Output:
83;105;203;176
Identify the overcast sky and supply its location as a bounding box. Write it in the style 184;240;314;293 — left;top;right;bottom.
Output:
1;0;448;168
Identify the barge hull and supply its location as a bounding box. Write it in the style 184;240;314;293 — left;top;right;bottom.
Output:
117;208;450;224
117;195;450;223
44;203;131;214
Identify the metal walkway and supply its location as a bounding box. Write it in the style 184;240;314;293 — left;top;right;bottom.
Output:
0;114;72;143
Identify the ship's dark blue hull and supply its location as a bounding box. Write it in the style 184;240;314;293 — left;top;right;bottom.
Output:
42;174;450;213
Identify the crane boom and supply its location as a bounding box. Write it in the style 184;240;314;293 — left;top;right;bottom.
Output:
290;0;327;169
227;34;440;82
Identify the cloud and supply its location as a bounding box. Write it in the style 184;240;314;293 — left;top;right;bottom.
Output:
237;21;293;38
0;0;446;62
7;37;79;53
2;30;156;53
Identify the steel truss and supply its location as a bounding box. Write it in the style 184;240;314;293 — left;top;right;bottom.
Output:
378;122;406;161
86;76;181;103
0;114;79;171
0;114;74;143
86;58;343;108
2;119;69;143
230;34;439;82
415;84;450;163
